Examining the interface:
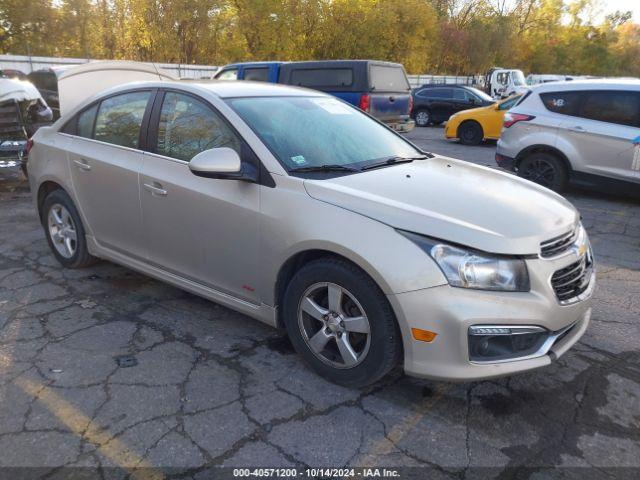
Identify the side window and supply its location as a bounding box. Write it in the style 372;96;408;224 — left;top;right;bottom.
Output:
77;104;98;138
216;69;238;80
244;68;269;82
94;91;151;148
453;89;467;100
422;89;450;99
578;91;640;127
540;91;583;116
155;91;240;162
289;68;353;88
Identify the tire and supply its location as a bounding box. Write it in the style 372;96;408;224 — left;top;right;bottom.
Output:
517;152;568;192
42;189;98;268
283;257;402;387
458;121;483;145
414;109;432;127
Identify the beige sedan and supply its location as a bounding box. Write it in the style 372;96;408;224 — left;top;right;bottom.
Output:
27;81;594;386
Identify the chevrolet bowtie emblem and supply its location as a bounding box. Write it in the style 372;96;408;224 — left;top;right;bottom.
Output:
577;243;587;257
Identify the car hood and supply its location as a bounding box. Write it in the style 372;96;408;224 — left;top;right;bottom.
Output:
303;156;579;255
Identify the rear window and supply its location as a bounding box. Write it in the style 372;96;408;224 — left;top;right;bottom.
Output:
540;91;582;116
289;68;353;88
370;65;410;91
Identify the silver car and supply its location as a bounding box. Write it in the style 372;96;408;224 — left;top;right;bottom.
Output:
496;79;640;195
28;81;594;386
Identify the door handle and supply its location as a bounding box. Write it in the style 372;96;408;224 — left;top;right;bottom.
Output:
568;126;586;133
73;159;91;171
143;182;168;196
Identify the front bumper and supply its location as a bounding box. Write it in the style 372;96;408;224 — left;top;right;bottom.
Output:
388;273;593;381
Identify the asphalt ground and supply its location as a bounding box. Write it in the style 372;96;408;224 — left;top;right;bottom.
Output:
0;129;638;478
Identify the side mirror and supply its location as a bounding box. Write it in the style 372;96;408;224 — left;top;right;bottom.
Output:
189;147;257;182
469;97;477;105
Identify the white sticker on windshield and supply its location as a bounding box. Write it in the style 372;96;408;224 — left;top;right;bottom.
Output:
312;98;354;115
291;155;307;165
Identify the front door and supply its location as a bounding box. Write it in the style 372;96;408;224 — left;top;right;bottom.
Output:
140;90;261;302
67;90;152;259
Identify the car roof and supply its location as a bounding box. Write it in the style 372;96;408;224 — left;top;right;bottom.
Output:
222;59;403;69
86;80;329;101
419;84;471;89
531;78;640;93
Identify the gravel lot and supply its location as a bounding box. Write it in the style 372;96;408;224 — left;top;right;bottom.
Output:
0;129;639;478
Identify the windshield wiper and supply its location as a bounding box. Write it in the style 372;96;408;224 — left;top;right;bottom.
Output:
289;164;360;173
361;155;429;171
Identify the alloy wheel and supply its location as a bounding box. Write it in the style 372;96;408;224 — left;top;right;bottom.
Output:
297;282;371;369
47;203;77;259
415;110;430;126
521;159;557;188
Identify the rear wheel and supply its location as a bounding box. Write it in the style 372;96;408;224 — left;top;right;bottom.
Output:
458;121;483;145
517;152;568;192
42;189;98;268
283;257;402;387
414;109;432;127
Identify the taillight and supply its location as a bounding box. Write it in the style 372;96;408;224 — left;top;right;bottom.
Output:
359;93;371;113
408;95;414;114
503;113;535;128
26;138;34;154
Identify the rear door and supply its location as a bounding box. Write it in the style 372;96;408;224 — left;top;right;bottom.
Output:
66;90;153;259
557;90;640;183
368;64;412;121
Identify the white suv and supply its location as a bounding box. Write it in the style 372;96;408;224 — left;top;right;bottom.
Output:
496;79;640;195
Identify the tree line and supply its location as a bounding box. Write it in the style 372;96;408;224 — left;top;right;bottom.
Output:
1;0;639;76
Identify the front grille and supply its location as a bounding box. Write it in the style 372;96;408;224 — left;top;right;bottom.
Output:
551;254;593;302
540;229;576;258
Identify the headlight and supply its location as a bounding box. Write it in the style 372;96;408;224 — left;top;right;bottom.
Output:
400;231;530;292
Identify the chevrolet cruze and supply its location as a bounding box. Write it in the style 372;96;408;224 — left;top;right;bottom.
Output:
28;81;595;386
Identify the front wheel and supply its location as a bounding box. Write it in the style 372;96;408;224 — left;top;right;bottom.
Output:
283;258;402;387
517;152;568;192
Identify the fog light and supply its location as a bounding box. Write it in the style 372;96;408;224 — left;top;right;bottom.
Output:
468;325;549;363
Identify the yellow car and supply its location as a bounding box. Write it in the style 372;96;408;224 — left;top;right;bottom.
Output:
445;94;522;145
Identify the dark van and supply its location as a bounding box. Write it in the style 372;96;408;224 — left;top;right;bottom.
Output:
214;60;414;132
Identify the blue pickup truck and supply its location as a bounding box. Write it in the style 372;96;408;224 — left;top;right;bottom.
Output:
214;60;414;132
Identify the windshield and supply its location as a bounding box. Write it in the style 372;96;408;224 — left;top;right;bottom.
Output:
227;96;421;172
467;87;493;102
512;71;526;86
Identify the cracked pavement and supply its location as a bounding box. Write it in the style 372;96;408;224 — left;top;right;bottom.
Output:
1;131;639;478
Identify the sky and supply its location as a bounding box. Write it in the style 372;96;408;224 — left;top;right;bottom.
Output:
597;0;640;23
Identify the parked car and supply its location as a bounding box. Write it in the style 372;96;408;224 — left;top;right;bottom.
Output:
445;94;523;145
214;60;414;132
29;81;593;386
411;85;494;127
496;79;640;195
0;69;27;81
0;78;53;176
